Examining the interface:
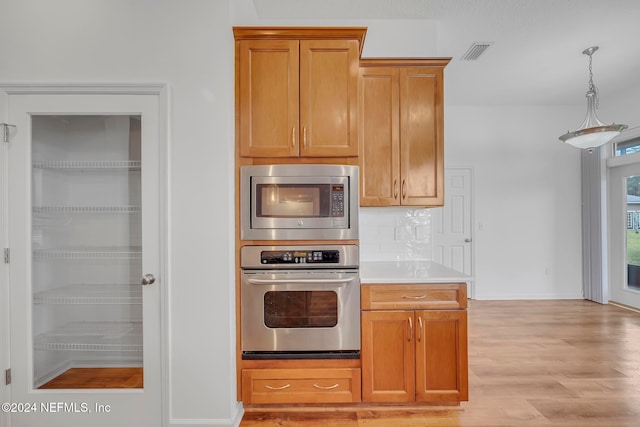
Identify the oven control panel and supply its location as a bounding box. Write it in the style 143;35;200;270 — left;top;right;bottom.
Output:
260;249;340;265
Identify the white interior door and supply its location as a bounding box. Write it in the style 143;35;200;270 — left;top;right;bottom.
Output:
609;162;640;309
431;168;474;295
4;91;161;427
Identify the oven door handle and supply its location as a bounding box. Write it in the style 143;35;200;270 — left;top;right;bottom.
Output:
246;277;356;285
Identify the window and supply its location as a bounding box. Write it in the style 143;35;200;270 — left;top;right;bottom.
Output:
616;139;640;156
614;126;640;156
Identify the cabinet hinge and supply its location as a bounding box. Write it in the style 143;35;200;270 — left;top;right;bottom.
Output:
0;123;16;143
5;369;10;385
3;248;8;264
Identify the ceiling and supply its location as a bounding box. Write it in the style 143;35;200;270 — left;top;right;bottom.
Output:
250;0;640;107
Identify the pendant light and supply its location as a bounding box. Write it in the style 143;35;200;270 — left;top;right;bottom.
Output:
559;46;627;152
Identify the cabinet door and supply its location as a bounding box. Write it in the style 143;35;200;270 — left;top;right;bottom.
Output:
358;67;400;206
361;311;415;402
238;39;300;157
299;40;359;157
399;67;444;206
415;310;468;402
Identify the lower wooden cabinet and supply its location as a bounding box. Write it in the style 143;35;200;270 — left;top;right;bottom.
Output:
242;368;361;404
361;284;468;404
416;310;468;402
361;310;416;402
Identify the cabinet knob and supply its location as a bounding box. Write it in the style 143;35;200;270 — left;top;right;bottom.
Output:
141;274;156;286
465;238;472;243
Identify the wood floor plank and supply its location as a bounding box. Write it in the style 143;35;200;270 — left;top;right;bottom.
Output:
528;398;640;426
241;411;359;426
240;299;640;426
38;367;143;389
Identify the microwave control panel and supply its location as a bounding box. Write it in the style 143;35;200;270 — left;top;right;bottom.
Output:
330;185;344;217
260;249;340;265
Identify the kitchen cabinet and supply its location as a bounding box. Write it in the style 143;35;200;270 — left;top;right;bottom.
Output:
359;59;450;206
235;28;364;158
361;283;468;403
241;368;361;404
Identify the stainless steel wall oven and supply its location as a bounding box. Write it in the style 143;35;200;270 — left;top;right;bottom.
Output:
241;245;360;359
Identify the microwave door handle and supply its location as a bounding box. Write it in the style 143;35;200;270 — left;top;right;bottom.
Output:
246;277;355;285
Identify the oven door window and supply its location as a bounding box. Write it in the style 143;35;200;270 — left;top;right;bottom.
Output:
264;291;338;328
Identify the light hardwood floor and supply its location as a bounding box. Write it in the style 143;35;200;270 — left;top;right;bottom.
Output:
39;368;143;389
240;299;640;426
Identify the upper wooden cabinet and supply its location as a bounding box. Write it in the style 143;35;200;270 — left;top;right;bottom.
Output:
359;59;450;206
235;27;364;158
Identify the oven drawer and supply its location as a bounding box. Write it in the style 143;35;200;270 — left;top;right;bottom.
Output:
241;368;361;404
361;283;467;310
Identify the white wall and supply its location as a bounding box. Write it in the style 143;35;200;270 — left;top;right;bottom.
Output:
230;0;439;56
1;1;239;426
609;85;640;128
445;106;583;299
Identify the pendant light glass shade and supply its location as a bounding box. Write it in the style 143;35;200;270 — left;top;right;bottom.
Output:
559;46;627;151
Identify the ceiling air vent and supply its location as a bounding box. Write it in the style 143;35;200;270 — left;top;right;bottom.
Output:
461;42;493;61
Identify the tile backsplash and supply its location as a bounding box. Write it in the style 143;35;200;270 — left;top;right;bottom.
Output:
359;207;432;262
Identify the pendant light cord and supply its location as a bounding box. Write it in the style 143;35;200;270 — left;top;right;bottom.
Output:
586;50;599;109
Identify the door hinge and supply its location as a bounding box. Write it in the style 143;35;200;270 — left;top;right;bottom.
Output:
3;248;8;264
0;123;16;143
5;369;10;385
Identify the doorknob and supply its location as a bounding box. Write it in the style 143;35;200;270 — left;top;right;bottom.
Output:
465;238;472;243
141;274;156;285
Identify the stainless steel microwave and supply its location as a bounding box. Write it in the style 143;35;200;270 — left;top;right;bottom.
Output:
240;164;359;240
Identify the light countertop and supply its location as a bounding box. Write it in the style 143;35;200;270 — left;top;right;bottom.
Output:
360;260;470;284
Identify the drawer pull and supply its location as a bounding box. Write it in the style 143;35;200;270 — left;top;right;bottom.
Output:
313;383;339;390
403;295;427;300
264;383;291;391
408;316;413;342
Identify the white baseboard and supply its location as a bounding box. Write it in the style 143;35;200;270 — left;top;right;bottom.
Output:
170;401;243;427
473;293;584;300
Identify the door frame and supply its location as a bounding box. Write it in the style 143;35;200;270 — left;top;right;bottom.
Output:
607;152;640;309
1;88;10;427
0;83;169;426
